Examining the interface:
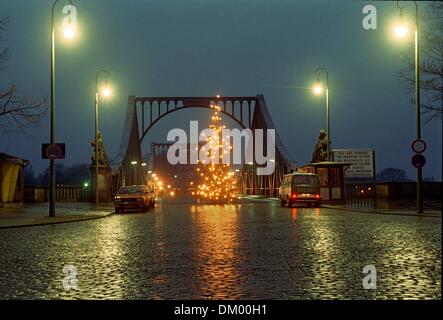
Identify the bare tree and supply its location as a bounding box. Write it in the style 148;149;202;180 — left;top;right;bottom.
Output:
398;2;443;122
377;168;408;182
0;17;47;134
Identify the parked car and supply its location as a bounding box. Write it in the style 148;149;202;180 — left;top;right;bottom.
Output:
278;173;321;207
114;185;155;213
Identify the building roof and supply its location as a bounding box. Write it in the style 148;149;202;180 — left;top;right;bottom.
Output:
0;152;29;165
301;161;352;167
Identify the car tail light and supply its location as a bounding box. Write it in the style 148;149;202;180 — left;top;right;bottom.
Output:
291;192;298;198
315;194;320;199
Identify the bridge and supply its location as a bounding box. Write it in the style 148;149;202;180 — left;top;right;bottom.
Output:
112;94;296;197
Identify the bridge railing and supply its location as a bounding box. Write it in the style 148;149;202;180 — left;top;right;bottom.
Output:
24;185;91;203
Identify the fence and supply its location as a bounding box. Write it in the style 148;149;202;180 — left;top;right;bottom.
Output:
345;181;442;200
345;183;377;199
24;185;91;202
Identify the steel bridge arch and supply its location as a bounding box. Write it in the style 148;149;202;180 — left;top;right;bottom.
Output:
138;104;247;144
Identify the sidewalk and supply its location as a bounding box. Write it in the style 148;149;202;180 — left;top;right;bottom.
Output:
322;199;441;218
0;202;115;229
241;195;441;218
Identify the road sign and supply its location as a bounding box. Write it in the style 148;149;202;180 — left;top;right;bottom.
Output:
411;153;426;168
332;149;375;179
42;143;65;160
411;139;426;153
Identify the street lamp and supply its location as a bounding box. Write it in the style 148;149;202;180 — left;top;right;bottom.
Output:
62;26;76;39
49;0;76;217
312;67;331;161
312;83;323;96
95;70;112;206
393;4;409;39
394;1;423;213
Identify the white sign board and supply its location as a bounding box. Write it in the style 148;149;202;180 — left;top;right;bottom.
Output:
332;149;375;178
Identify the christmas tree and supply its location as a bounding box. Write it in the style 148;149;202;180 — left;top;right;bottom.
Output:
193;103;238;203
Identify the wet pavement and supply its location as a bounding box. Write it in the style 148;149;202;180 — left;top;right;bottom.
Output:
0;202;114;228
0;200;440;299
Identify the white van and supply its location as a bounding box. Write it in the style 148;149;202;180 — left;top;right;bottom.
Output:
279;173;321;207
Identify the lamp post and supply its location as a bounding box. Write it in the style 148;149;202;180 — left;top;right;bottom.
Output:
49;0;75;217
312;67;331;161
394;1;423;213
95;70;111;206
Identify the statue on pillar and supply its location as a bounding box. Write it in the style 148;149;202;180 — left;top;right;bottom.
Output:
91;132;110;167
311;130;330;163
90;132;112;202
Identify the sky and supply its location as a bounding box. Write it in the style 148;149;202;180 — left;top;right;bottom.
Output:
0;0;441;180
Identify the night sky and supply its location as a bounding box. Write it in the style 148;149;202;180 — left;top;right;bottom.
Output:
1;0;441;180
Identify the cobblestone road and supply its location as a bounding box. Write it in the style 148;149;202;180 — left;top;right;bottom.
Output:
0;201;440;299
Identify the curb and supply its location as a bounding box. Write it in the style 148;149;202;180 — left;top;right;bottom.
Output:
321;205;441;218
0;211;115;230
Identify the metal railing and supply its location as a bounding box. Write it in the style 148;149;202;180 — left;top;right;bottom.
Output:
25;185;91;202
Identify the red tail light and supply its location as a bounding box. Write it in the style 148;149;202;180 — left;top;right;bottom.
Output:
291;192;298;198
315;194;320;199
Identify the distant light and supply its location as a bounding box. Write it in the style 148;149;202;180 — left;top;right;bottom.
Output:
247;162;253;165
102;86;112;97
63;27;75;39
174;175;178;178
131;161;138;165
170;191;175;196
141;162;147;166
148;170;152;174
312;84;323;95
235;169;240;172
216;94;221;98
394;25;408;38
83;182;89;188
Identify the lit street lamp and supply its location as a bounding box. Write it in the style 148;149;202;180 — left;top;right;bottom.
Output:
49;0;76;217
393;0;423;213
95;70;112;205
312;67;331;161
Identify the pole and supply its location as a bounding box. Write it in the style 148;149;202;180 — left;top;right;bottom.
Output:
95;91;99;206
94;70;109;205
326;79;330;161
49;0;74;217
315;67;331;161
49;1;57;218
414;2;423;213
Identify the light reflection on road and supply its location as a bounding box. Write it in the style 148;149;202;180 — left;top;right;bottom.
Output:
190;204;242;299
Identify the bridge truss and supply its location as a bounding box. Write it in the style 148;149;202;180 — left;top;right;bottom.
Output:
113;94;296;196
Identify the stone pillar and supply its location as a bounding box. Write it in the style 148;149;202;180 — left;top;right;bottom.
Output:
90;132;113;203
90;165;112;202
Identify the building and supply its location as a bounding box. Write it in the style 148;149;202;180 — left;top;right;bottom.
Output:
0;153;28;207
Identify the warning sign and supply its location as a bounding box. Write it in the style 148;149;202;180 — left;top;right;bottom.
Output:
332;149;375;178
